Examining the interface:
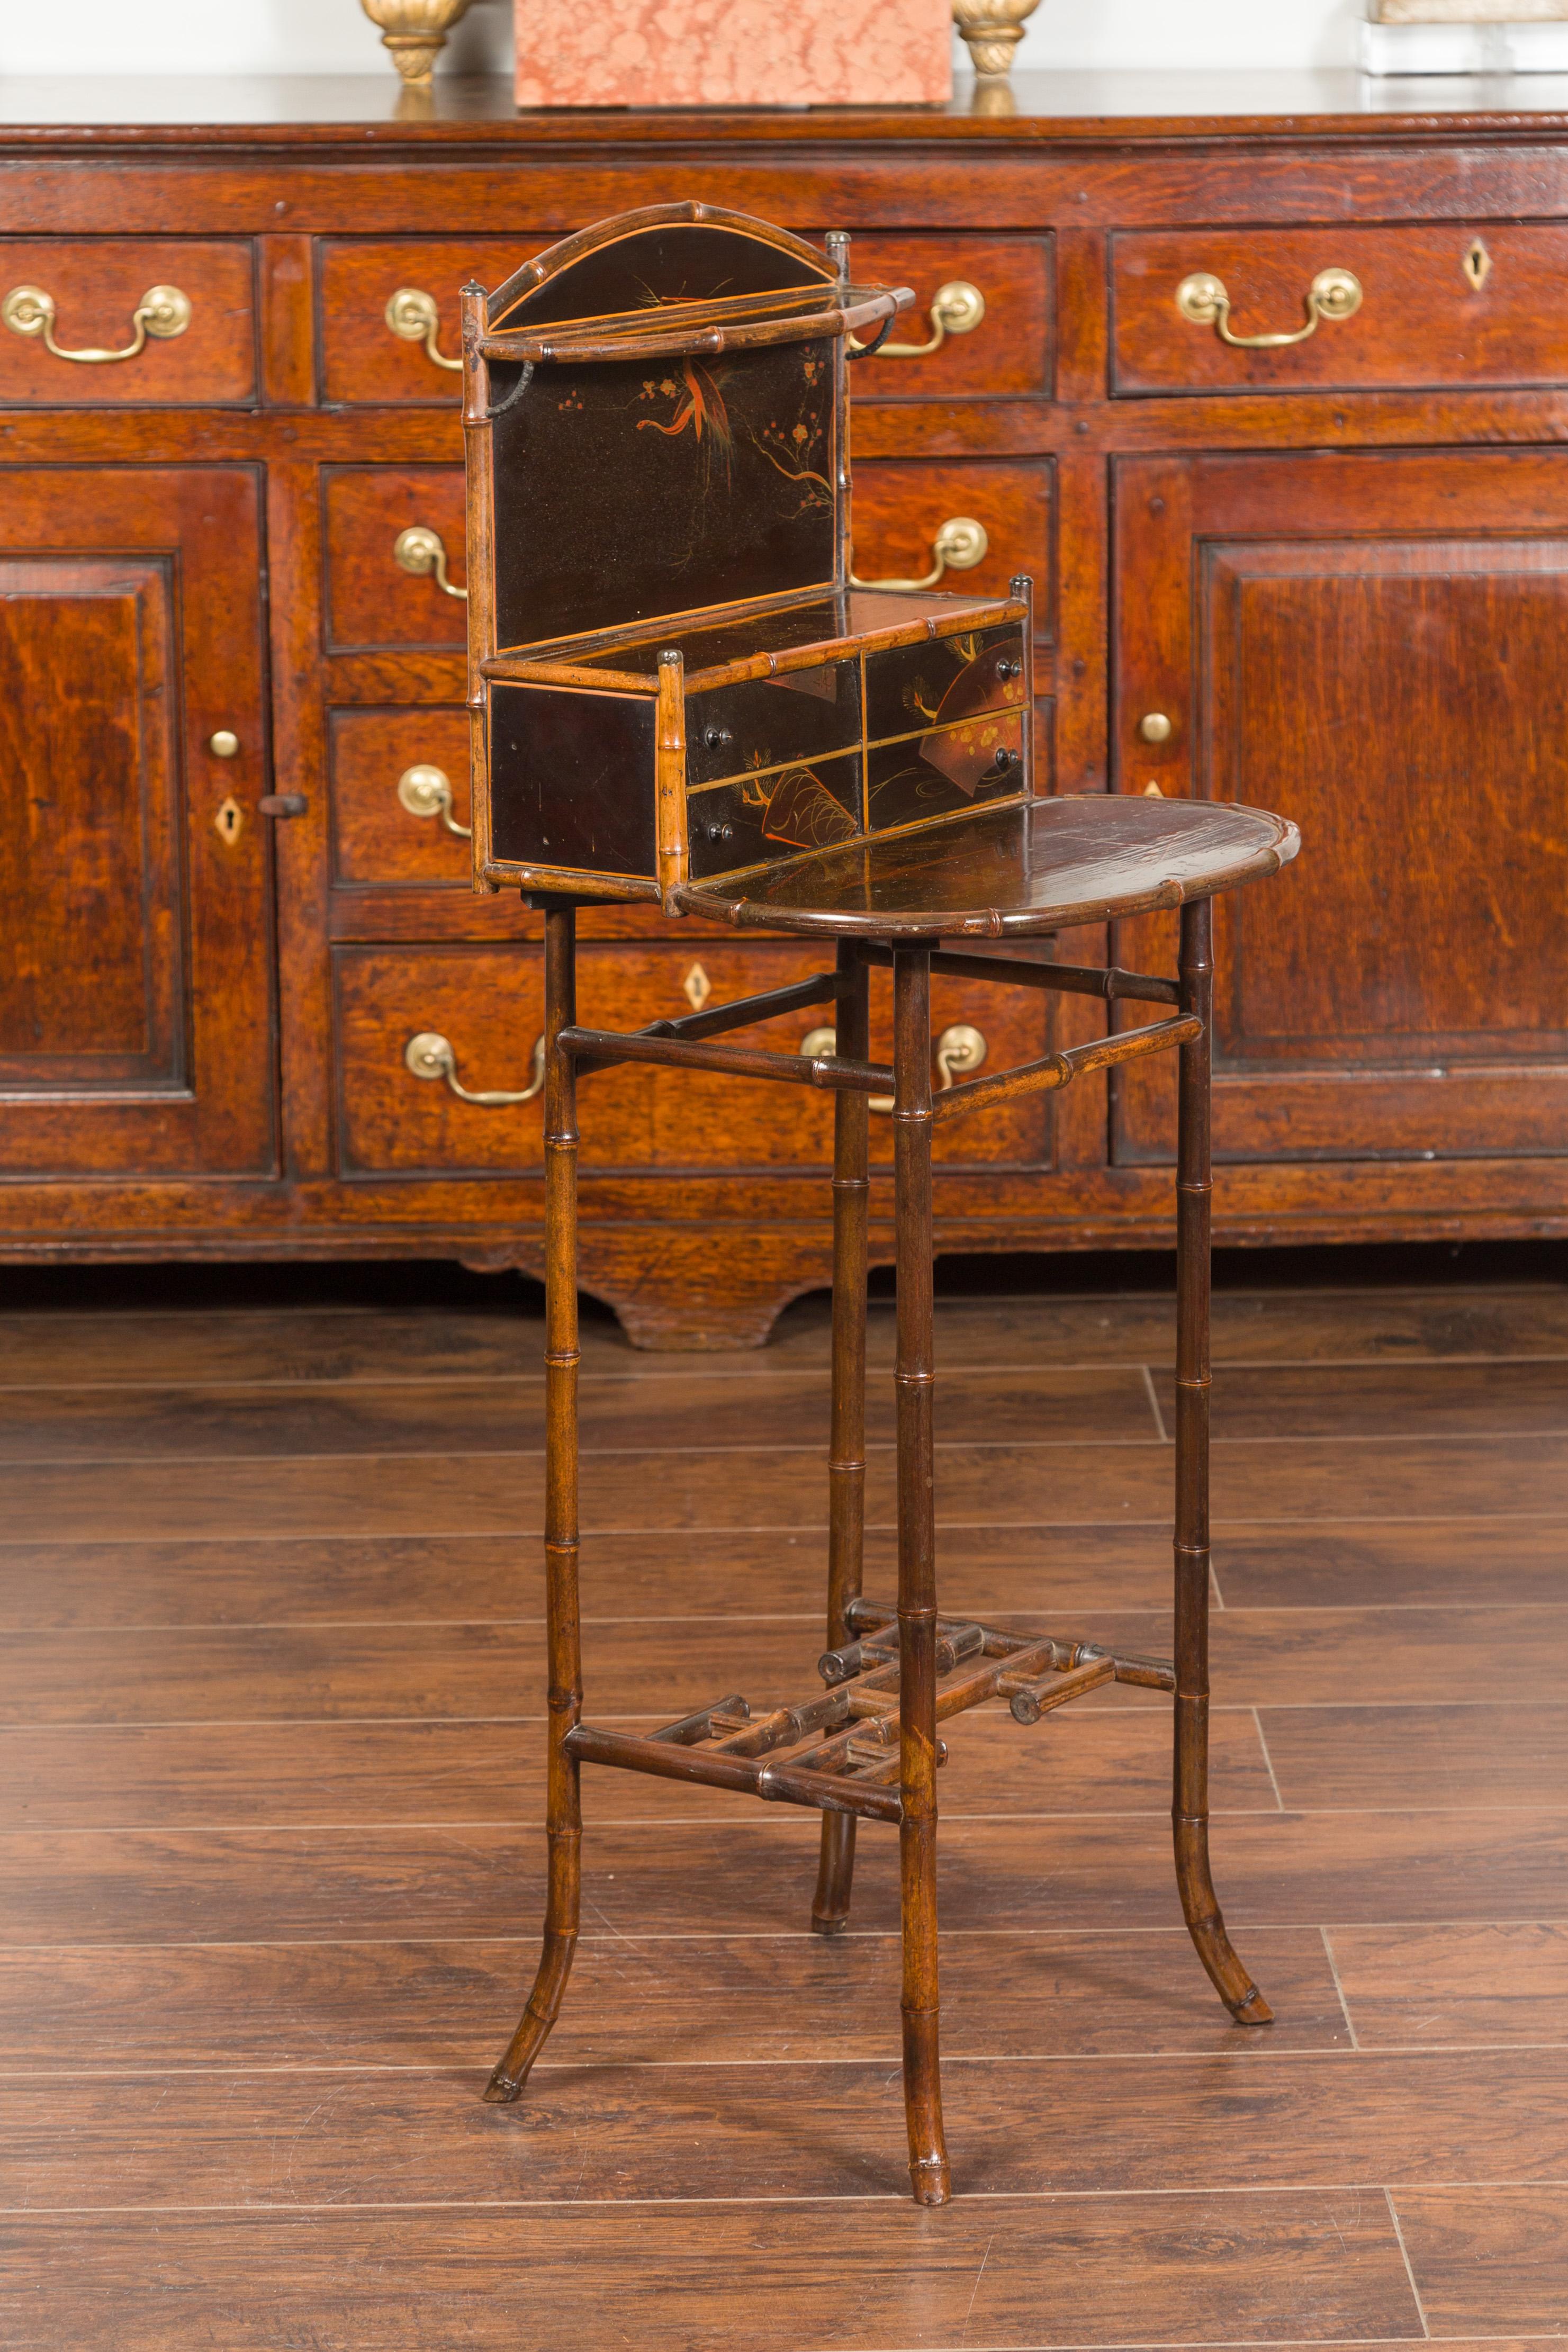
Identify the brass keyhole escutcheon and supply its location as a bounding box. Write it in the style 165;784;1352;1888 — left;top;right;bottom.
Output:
214;796;244;846
682;962;713;1012
1463;238;1492;292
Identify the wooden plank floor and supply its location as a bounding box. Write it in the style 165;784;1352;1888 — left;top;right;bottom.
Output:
1;1272;1565;2349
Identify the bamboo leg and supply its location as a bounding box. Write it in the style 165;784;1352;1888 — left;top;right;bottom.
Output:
486;903;585;2100
1173;896;1272;2029
814;942;871;1935
894;945;951;2204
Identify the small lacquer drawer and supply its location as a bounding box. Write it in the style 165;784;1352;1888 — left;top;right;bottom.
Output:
688;749;863;879
863;621;1025;742
867;707;1024;834
686;659;860;787
330;706;473;888
0;239;256;405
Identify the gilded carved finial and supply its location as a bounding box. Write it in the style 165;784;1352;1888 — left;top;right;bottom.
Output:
359;0;474;86
952;0;1039;80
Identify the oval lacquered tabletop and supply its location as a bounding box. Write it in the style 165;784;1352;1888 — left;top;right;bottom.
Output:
674;793;1300;939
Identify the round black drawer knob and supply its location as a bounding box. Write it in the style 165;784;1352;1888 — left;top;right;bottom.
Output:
704;726;733;751
993;747;1015;772
707;822;735;844
996;658;1022;681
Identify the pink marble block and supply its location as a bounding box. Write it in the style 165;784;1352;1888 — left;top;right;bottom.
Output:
513;0;953;109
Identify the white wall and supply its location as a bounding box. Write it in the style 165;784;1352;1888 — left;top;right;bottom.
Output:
4;0;1363;79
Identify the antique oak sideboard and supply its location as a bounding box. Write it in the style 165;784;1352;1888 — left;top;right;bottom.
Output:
2;73;1565;1345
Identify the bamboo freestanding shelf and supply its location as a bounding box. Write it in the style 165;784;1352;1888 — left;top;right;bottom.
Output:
461;203;1301;2203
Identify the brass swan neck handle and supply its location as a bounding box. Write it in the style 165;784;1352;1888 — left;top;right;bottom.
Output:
1175;266;1362;351
2;281;192;365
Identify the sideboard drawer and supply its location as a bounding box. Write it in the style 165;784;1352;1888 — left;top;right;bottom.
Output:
323;465;466;652
0;239;255;404
833;235;1052;400
318;238;549;405
317;233;1052;408
851;459;1054;625
1113;224;1568;396
335;942;1055;1177
331;706;472;887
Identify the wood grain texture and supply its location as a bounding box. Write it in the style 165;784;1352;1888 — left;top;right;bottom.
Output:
0;467;274;1179
0;1677;1276;1827
0;2196;1425;2349
7;2046;1564;2207
1331;1923;1568;2049
0;1361;1155;1462
0;1281;1558;1386
1;1430;1564;1542
5;95;1568;1338
5;1603;1562;1722
1393;2185;1568;2337
0;1272;1561;2338
7;1810;1564;1945
0;1927;1347;2072
0;238;256;404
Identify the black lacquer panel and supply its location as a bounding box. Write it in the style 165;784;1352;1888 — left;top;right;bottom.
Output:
490;223;834;332
687;661;860;786
492;340;837;648
688;749;863;879
489;684;657;876
866;709;1025;833
863;622;1026;744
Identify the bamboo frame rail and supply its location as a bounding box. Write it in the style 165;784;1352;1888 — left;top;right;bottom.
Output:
560;1023;894;1094
931;1014;1201;1124
854;943;1182;1007
565;1603;1179;1826
552;967;1193;1113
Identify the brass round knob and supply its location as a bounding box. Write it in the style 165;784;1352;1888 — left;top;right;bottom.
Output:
1138;712;1174;745
933;516;988;572
393;524;466;600
931;280;986;337
209;729;240;759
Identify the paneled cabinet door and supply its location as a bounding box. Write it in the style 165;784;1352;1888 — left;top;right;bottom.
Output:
1113;449;1568;1167
0;467;274;1175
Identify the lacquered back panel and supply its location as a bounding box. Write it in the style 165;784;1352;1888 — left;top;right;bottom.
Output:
491;338;837;648
490;220;835;331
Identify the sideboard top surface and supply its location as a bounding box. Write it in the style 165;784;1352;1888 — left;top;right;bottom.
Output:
6;69;1568;148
